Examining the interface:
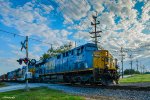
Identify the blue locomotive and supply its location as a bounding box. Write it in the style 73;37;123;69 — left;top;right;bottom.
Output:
38;43;119;85
0;43;119;85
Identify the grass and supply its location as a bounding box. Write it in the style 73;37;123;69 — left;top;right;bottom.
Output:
119;74;150;83
0;87;85;100
0;82;6;87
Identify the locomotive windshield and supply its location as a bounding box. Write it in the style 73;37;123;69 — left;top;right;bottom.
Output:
105;58;109;62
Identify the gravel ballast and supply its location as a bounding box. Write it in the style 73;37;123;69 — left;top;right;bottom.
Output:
47;84;150;100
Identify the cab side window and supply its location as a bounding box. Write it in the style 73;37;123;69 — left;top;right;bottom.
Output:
77;46;84;56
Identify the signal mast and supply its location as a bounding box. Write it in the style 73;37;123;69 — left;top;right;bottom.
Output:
90;12;102;49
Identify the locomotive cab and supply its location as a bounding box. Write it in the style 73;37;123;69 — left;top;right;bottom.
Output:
93;50;116;70
93;50;119;85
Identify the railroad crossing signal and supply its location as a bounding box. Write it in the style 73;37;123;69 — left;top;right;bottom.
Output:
29;59;36;66
17;58;36;65
21;40;27;51
23;58;29;65
17;58;23;65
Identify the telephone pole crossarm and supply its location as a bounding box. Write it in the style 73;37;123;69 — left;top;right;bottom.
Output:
90;31;102;34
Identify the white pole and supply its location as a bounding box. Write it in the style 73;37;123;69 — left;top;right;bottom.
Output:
25;36;29;91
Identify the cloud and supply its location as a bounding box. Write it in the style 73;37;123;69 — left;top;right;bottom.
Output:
0;0;71;47
0;1;47;34
89;0;104;13
0;57;21;75
55;0;91;24
40;4;54;14
74;31;91;40
71;0;150;53
142;1;150;22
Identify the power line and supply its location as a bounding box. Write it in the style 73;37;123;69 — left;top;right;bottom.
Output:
0;29;25;38
0;29;52;45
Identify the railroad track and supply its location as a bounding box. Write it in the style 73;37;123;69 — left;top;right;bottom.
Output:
64;83;150;91
3;81;150;91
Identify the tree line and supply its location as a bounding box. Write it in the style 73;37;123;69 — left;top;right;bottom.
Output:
124;69;150;75
40;43;73;60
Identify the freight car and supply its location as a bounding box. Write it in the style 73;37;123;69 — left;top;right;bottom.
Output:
39;43;120;85
0;74;8;81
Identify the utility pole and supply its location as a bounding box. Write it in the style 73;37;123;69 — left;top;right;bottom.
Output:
20;36;29;91
129;54;133;75
120;47;125;78
139;62;142;74
50;44;53;51
75;41;77;48
90;12;102;49
50;44;53;53
136;59;139;72
143;65;145;74
68;42;72;49
25;36;29;91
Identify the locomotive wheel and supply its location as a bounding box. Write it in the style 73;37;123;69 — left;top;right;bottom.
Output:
89;77;96;85
101;76;112;86
101;79;108;86
114;79;119;84
80;81;85;85
71;81;75;85
70;77;75;84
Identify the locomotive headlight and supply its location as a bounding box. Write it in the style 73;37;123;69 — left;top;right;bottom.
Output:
105;64;109;68
105;51;108;56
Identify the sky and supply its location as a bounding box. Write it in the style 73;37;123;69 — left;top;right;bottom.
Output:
0;0;150;75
